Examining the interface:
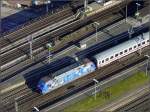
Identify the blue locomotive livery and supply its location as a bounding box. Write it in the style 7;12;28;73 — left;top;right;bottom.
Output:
38;59;96;94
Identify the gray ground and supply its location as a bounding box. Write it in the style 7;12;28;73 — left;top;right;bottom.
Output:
1;6;21;18
117;93;150;112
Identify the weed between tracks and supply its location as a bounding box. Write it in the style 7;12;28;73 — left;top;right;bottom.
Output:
63;71;150;112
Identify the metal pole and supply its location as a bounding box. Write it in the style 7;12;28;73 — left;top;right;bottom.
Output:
94;22;99;42
145;55;150;76
46;43;52;63
46;0;48;13
46;0;51;13
146;59;148;76
93;79;99;100
46;4;48;13
94;81;96;100
51;3;53;14
136;2;139;13
84;0;87;11
135;3;140;19
15;99;19;112
29;35;33;59
0;0;2;36
96;25;98;42
48;48;51;63
125;4;127;22
139;36;142;55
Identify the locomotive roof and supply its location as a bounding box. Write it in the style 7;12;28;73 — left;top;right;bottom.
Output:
40;59;92;82
50;58;92;78
94;32;149;61
40;76;51;82
50;62;80;78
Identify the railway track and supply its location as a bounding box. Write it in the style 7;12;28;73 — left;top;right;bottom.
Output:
0;7;73;50
19;47;150;112
115;88;150;112
1;46;149;112
0;57;77;109
0;11;122;70
1;24;149;110
0;15;129;111
0;13;123;82
0;13;75;66
0;8;149;91
0;0;133;75
123;94;150;112
0;15;76;55
0;0;149;110
0;11;149;94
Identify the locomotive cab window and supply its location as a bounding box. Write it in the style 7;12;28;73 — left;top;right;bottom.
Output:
138;44;141;46
110;56;113;59
102;60;104;63
106;58;109;61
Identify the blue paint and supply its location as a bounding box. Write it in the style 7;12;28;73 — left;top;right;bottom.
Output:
38;62;96;94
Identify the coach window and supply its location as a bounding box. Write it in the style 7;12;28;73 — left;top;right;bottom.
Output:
115;54;118;57
134;46;137;49
102;60;104;63
110;56;113;59
124;49;127;53
129;47;132;51
120;52;123;55
138;44;141;46
99;61;101;64
106;58;109;61
142;42;145;45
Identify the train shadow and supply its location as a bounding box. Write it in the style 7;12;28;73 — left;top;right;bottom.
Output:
1;1;70;34
23;56;76;93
